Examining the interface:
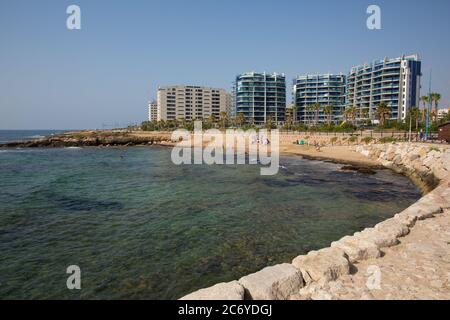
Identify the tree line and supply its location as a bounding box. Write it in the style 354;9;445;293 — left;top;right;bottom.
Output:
138;92;448;132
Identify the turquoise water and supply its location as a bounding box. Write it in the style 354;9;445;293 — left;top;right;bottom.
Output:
0;145;421;299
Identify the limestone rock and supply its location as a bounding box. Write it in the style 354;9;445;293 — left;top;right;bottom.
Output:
401;200;442;221
408;154;420;162
296;282;334;300
394;212;418;228
238;264;304;300
374;218;410;238
292;247;350;284
180;281;245;300
420;191;450;210
355;228;400;248
331;236;381;263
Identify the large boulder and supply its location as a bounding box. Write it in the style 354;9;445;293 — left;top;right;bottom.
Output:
179;281;245;300
292;247;350;284
374;218;410;238
331;236;381;263
399;199;442;221
419;190;450;210
354;227;400;249
238;264;304;300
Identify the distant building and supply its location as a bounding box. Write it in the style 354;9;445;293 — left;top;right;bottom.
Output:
285;104;294;121
437;108;450;120
437;122;450;143
293;74;346;125
226;92;235;117
347;54;421;122
234;72;286;125
157;85;228;121
148;101;158;121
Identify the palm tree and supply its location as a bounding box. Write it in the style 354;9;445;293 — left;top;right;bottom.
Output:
410;106;420;131
324;105;334;125
208;114;216;128
292;106;298;124
284;112;293;131
432;93;441;122
344;106;357;125
305;105;313;126
236;112;245;128
376;102;392;127
266;115;274;129
219;111;228;129
361;109;369;120
312;103;321;126
420;96;428;122
430;110;437;124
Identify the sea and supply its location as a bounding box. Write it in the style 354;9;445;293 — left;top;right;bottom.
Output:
0;130;421;299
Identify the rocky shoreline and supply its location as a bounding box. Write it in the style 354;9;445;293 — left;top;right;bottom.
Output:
0;131;176;148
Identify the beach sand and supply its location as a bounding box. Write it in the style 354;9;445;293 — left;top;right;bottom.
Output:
280;144;381;167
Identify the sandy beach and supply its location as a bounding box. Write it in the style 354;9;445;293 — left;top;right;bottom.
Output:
280;144;381;167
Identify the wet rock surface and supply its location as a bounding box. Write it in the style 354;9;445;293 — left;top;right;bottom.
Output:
340;165;377;175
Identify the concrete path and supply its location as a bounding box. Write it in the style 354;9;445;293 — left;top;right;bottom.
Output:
292;209;450;300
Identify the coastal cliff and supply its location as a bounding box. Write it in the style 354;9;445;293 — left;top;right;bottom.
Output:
180;143;450;300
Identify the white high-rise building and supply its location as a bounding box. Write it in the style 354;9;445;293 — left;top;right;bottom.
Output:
438;108;450;120
148;101;158;121
157;85;227;121
347;54;421;122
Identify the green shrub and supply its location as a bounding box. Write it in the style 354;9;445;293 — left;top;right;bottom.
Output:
348;136;358;143
429;146;441;152
379;136;397;143
362;137;374;144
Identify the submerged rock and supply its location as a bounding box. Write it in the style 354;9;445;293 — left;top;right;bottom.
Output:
341;165;377;175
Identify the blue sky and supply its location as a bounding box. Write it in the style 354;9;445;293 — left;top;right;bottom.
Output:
0;0;449;129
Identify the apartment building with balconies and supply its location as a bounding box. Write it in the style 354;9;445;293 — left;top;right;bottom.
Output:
234;72;286;125
148;100;158;121
293;74;346;125
157;85;227;121
346;55;421;122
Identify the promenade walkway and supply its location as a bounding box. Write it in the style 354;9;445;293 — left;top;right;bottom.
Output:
290;209;450;300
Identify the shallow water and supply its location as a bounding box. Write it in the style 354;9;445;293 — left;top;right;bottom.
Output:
0;146;421;299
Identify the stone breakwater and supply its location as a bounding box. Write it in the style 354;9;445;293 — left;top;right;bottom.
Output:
180;143;450;300
354;143;449;193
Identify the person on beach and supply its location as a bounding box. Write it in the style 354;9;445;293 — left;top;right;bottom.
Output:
419;129;424;142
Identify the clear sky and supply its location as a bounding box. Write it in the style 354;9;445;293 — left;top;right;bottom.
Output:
1;0;449;130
